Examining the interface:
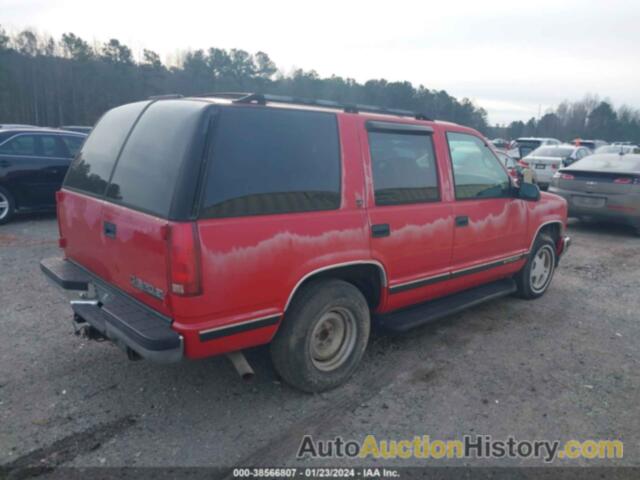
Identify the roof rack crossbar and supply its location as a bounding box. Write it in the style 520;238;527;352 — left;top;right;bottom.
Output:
200;92;434;121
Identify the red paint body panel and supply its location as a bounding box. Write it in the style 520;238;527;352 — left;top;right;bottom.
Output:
56;106;568;361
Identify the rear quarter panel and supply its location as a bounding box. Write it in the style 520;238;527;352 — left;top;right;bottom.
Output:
173;113;371;358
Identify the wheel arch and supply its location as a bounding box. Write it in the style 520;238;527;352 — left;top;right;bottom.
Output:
284;261;388;312
529;220;563;251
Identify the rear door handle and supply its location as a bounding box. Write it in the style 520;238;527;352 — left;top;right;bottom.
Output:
104;221;116;239
371;224;390;238
455;216;469;227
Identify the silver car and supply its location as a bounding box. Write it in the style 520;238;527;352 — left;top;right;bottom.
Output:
549;153;640;235
521;145;592;189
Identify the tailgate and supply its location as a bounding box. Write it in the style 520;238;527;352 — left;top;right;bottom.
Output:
58;190;172;316
99;202;172;315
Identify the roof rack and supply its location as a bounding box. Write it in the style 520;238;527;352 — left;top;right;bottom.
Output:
200;92;433;121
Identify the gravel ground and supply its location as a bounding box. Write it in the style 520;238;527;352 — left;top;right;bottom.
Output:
0;214;639;477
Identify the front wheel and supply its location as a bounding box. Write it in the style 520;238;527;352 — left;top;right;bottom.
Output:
515;234;557;299
270;279;370;393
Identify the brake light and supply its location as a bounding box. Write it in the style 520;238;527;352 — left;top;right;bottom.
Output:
614;177;633;184
519;160;529;167
554;172;574;180
168;223;202;296
551;163;559;170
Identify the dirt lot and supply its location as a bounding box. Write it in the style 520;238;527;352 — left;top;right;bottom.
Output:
1;214;639;476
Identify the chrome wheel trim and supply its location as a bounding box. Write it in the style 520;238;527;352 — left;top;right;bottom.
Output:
0;192;9;220
530;245;555;294
310;307;357;372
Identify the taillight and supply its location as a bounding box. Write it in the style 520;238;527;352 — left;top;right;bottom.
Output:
551;163;559;170
168;223;202;296
519;160;529;167
554;172;574;180
614;177;633;184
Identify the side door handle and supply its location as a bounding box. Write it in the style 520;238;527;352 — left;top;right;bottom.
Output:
455;216;469;227
371;224;391;238
104;221;117;239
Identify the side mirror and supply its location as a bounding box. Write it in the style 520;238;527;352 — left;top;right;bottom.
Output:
517;182;541;201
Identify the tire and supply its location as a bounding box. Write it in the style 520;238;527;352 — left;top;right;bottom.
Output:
514;233;557;300
270;279;370;393
0;187;16;225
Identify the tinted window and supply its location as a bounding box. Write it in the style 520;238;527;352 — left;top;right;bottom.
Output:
201;107;341;218
41;135;69;157
64;101;148;196
61;135;85;156
447;132;511;199
368;131;439;205
106;100;205;217
0;132;13;144
0;135;37;156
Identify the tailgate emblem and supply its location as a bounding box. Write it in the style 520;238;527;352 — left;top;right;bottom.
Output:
130;275;164;300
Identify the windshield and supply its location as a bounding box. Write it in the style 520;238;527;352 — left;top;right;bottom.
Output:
529;147;573;158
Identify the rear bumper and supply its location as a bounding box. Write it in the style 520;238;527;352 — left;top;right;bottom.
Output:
40;257;183;363
550;187;640;226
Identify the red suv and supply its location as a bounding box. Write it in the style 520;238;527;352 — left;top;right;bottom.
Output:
41;93;570;392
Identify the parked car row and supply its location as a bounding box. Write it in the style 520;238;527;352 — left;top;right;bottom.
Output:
491;136;640;235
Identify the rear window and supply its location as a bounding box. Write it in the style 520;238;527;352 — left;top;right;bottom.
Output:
64;101;148;196
200;107;341;218
530;147;573;158
105;100;206;217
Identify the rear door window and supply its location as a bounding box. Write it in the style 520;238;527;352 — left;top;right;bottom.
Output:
40;135;70;157
368;129;439;205
200;107;341;218
105;100;206;217
64;101;148;196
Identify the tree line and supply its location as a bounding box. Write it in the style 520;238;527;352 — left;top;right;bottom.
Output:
1;26;639;144
489;96;640;144
0;27;487;131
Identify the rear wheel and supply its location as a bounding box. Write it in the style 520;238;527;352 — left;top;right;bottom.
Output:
515;233;557;299
271;279;370;393
0;187;15;225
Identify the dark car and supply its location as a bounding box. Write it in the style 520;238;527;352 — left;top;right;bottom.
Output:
0;128;87;224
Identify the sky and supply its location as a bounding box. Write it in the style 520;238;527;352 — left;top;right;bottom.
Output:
2;0;639;125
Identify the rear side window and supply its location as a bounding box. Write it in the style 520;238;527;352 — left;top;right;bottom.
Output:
368;130;439;205
106;100;205;217
64;101;148;196
201;107;341;218
61;135;85;156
